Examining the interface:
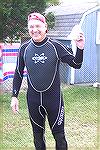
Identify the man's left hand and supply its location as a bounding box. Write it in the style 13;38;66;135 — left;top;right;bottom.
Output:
70;24;85;50
75;32;85;50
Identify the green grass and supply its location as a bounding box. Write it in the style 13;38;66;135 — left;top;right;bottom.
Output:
0;85;100;150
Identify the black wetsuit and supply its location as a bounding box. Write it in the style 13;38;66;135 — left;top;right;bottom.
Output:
12;37;83;150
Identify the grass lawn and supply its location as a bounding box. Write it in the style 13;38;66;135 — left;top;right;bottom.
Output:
0;85;100;150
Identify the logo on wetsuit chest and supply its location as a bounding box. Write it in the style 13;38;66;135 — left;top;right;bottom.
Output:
32;53;47;64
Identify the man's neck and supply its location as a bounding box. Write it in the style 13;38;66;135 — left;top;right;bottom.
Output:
32;37;48;46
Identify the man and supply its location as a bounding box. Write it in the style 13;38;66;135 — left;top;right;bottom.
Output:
11;12;85;150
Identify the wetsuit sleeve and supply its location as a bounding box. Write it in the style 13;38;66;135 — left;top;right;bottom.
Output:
12;45;25;97
60;47;83;68
53;41;83;69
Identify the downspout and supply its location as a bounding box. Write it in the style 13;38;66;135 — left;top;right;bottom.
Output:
70;5;100;84
70;40;77;84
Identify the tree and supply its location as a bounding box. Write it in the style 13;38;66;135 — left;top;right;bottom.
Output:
46;0;59;6
1;0;59;42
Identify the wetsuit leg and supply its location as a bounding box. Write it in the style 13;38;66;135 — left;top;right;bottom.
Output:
53;132;68;150
51;98;68;150
51;101;68;150
26;89;46;150
43;88;68;150
33;132;46;150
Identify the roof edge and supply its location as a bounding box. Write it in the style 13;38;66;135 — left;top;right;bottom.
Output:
80;5;100;26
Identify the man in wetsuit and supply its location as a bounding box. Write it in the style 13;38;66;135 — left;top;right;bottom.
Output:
11;12;85;150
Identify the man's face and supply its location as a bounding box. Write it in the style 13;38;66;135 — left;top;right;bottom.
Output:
28;20;47;42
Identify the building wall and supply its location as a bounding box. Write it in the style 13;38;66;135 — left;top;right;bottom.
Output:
97;45;100;82
75;10;97;83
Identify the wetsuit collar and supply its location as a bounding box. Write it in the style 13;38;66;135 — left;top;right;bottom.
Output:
32;37;48;46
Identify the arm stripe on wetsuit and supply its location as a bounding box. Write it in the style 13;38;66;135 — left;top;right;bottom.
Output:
16;40;31;79
72;59;82;65
50;39;83;66
50;39;74;56
23;41;32;64
48;40;59;60
16;48;23;79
